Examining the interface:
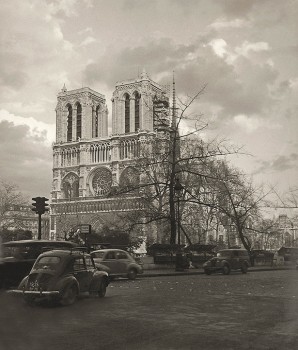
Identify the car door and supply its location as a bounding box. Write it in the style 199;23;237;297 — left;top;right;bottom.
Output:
116;251;131;274
230;250;239;269
101;251;119;275
73;257;91;292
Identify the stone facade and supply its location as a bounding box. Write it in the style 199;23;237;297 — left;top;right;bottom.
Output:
50;70;170;240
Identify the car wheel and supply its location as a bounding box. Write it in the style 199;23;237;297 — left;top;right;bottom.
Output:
127;268;137;280
204;269;211;275
98;279;107;298
90;278;107;298
241;263;248;274
60;284;78;306
222;265;231;275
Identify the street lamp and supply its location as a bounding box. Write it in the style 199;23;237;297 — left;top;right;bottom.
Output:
174;178;184;271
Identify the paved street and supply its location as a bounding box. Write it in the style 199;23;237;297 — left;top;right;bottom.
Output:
1;270;298;350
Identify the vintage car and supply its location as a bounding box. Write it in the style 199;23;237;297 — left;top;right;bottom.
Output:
9;248;109;306
91;249;143;280
203;249;250;275
0;240;77;288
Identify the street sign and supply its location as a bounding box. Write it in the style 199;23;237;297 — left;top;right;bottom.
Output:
80;224;91;234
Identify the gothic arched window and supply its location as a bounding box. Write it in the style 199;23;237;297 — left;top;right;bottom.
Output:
124;93;130;133
134;92;140;131
66;104;72;142
76;103;82;140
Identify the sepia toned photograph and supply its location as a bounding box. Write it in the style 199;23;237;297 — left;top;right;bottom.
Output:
0;1;298;349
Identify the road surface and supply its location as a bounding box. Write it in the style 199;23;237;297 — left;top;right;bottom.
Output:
1;269;298;350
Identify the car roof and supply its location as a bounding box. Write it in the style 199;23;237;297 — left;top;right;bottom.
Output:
219;249;247;252
38;249;89;259
91;249;128;253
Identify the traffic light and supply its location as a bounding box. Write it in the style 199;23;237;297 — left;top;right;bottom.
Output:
32;197;49;215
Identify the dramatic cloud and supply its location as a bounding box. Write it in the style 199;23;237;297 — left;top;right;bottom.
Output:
1;0;297;199
0;120;52;200
255;154;298;175
0;110;55;145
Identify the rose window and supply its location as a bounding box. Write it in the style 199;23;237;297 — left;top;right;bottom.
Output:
92;168;112;196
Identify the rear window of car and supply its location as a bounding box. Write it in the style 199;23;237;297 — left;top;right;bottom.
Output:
33;256;61;270
217;251;232;258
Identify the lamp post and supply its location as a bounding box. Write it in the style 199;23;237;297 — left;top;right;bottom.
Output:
174;178;184;271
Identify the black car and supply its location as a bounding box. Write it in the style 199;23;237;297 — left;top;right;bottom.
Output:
203;249;250;275
0;240;77;288
9;248;109;306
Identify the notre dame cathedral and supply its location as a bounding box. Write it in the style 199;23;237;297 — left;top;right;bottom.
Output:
50;70;170;242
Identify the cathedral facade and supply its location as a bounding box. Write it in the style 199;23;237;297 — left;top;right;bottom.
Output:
50;70;170;241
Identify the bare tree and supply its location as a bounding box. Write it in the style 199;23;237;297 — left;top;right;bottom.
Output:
202;162;272;254
0;179;27;230
245;217;283;250
271;186;298;209
113;86;244;246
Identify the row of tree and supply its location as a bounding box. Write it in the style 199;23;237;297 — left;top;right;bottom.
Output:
110;86;297;253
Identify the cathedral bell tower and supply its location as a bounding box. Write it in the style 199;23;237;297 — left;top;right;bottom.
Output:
111;68;170;135
50;72;170;241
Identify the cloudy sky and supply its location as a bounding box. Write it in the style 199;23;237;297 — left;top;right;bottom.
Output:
0;0;297;204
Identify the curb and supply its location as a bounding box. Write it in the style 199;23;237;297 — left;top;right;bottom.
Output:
139;266;294;278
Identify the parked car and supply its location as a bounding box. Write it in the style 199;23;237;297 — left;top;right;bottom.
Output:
0;240;78;288
9;248;109;306
203;249;250;275
278;247;298;265
90;249;143;280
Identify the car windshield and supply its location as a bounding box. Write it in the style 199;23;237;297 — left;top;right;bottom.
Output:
217;251;232;258
33;256;61;271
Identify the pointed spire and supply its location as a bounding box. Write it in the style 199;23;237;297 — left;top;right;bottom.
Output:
172;71;177;128
141;68;149;80
61;83;67;92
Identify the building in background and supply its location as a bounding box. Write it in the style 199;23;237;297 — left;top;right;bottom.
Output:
1;204;50;240
278;214;298;247
50;70;170;241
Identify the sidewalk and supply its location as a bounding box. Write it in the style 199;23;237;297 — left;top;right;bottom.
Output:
140;265;294;278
